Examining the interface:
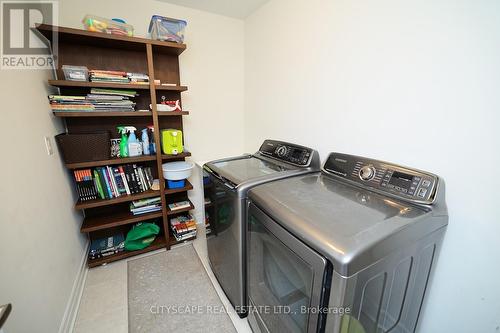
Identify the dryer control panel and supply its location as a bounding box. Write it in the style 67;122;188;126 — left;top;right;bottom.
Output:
323;152;439;204
259;140;313;166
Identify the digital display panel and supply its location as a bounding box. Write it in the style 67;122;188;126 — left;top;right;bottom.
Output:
291;148;302;159
324;154;356;177
389;171;414;190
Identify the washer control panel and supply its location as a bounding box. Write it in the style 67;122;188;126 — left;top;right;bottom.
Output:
323;152;438;204
259;140;313;166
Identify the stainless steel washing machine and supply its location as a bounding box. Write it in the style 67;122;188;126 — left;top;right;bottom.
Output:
247;152;448;333
203;140;320;317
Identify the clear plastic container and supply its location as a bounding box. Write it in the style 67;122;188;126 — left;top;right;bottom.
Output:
148;15;186;43
62;65;89;81
82;15;134;37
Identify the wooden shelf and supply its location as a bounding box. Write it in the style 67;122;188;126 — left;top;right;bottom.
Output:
75;190;160;210
36;24;186;55
161;152;191;160
169;234;196;246
157;111;190;116
154;85;188;91
48;80;188;91
41;24;191;267
53;111;153;118
164;180;193;195
81;211;163;233
166;199;194;216
88;235;166;268
65;155;157;169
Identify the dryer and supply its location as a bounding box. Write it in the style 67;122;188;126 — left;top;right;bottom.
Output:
203;140;320;317
246;152;448;333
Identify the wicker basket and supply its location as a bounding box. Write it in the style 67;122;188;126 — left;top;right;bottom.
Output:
55;131;111;164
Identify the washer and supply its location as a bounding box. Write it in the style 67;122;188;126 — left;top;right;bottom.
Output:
247;152;448;333
203;140;320;317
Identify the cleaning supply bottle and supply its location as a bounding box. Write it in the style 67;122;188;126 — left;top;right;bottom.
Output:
117;126;129;157
126;126;142;157
141;128;150;155
147;125;156;154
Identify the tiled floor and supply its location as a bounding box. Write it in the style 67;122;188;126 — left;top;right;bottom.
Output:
73;225;252;333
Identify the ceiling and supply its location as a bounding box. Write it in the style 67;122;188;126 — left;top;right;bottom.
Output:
157;0;270;19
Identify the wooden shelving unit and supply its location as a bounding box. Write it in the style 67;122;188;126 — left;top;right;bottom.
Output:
38;24;196;267
48;79;188;91
75;190;161;210
81;211;163;233
65;155;157;169
162;152;191;160
88;235;167;268
53;111;153;118
164;180;193;195
166;199;195;215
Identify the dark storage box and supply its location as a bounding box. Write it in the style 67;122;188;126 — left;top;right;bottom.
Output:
55;131;111;164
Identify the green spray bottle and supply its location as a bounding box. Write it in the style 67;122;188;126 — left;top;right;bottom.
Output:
117;126;129;157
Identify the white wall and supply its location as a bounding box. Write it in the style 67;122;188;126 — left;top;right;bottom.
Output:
245;0;500;332
59;0;246;163
0;69;87;332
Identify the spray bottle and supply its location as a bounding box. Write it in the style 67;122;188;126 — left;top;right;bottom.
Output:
141;128;150;155
117;126;129;157
126;126;142;157
147;125;156;154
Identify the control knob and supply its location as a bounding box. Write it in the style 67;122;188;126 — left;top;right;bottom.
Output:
276;146;288;157
359;165;376;181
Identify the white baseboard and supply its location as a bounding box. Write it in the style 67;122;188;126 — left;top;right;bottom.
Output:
58;241;89;333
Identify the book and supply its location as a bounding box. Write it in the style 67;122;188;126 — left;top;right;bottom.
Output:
73;169;98;201
168;201;191;211
118;166;131;195
170;214;197;241
93;169;105;199
89;233;125;259
72;163;158;201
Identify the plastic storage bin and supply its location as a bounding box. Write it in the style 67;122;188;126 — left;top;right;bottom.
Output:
162;161;194;180
148;15;186;43
55;131;111;164
62;65;89;81
82;15;134;36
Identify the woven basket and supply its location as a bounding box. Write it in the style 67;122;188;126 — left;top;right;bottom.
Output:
55;131;111;164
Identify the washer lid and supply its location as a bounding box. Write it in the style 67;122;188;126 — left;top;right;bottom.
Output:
209;156;291;185
248;174;447;276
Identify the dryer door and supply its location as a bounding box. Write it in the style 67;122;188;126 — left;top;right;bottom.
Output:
247;202;328;333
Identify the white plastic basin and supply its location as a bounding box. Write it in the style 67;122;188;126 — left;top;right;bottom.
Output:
162;161;194;180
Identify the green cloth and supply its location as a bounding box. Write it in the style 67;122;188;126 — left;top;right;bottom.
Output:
125;223;160;251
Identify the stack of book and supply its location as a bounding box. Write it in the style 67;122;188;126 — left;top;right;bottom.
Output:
127;72;149;84
48;95;94;112
89;233;125;260
170;214;197;241
205;211;211;234
130;197;162;215
168;200;192;212
49;88;137;113
73;164;155;201
86;88;136;112
89;69;129;84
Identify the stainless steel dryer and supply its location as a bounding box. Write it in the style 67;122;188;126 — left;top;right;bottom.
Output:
203;140;320;317
246;152;448;333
